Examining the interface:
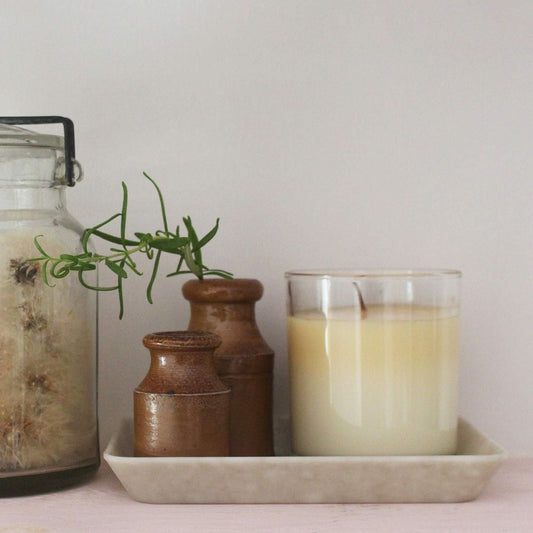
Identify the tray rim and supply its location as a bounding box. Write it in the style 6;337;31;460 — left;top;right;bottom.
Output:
104;416;506;463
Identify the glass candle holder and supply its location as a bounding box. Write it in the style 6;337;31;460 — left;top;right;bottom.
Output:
286;269;461;456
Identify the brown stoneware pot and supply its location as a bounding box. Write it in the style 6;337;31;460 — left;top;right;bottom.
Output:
134;331;230;457
182;279;274;456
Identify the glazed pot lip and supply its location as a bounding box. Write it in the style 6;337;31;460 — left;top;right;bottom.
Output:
143;331;222;350
182;278;263;302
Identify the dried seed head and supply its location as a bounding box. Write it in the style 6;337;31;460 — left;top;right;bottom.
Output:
26;373;53;393
10;259;39;285
19;303;48;331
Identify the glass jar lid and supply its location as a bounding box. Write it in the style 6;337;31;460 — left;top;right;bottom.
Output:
0;117;82;187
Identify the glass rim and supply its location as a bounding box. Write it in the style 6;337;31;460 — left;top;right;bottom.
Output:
285;268;462;279
0;124;64;150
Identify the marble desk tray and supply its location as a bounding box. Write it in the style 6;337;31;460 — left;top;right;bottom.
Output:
104;418;506;504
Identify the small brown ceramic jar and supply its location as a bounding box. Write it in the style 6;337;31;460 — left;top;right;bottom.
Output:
134;331;230;457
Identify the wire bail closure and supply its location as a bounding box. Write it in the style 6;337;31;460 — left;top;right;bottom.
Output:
0;116;78;187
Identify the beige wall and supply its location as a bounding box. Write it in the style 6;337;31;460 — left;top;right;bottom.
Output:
3;0;532;454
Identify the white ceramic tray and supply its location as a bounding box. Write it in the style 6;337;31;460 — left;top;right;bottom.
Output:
104;418;505;504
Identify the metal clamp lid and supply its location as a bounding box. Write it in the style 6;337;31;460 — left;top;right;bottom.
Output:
0;116;78;186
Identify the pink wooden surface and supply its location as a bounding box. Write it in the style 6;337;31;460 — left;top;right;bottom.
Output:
1;458;531;532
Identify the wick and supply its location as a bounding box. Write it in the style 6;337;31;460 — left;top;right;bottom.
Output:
353;282;367;319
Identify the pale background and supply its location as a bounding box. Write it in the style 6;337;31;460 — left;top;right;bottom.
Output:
1;1;531;455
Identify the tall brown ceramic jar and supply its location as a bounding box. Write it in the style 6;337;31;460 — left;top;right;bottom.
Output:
134;331;230;457
182;279;274;456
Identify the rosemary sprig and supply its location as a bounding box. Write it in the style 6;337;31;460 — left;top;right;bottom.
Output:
30;172;232;318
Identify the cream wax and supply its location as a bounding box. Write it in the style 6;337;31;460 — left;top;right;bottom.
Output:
288;305;459;456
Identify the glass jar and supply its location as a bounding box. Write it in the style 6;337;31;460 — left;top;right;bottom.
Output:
286;269;461;456
0;117;99;495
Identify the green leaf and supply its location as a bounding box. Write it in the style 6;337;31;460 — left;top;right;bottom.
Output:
60;254;78;263
183;216;203;273
144;172;169;233
50;262;70;279
92;229;138;247
183;242;202;279
32;235;49;258
91;212;122;231
119;252;140;274
105;258;128;278
120;182;128;244
81;229;92;253
146;250;161;304
78;270;118;291
69;263;97;272
135;232;154;244
117;258;127;319
194;218;220;251
203;269;233;279
150;236;189;254
182;217;198;244
41;260;55;287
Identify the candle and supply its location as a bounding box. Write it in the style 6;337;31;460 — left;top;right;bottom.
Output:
286;270;461;456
